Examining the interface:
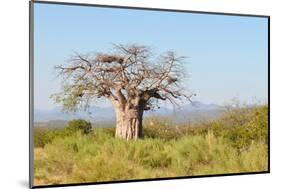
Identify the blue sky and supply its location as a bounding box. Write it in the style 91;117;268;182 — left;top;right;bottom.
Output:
34;3;268;110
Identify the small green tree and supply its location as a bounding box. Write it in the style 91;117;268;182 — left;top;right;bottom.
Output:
65;119;92;135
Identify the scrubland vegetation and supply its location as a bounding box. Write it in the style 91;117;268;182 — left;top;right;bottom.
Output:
34;105;268;185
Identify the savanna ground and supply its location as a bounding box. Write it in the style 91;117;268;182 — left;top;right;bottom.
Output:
33;105;268;186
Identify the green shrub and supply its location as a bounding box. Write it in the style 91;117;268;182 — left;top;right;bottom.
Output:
34;127;52;148
143;124;183;140
143;115;186;140
65;119;92;135
223;105;268;150
34;119;92;148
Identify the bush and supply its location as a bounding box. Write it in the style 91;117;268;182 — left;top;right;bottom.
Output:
34;119;93;148
34;127;52;148
34;127;64;148
143;124;183;140
223;105;268;150
65;119;92;135
143;116;184;140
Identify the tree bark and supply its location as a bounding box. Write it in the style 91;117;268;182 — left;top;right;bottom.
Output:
115;106;144;140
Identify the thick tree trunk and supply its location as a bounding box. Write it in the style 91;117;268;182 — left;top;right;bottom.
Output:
115;107;144;140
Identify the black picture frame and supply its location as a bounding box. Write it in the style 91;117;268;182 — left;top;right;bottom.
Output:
29;1;270;188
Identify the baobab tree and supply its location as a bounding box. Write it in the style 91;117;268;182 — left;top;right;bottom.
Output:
51;44;194;140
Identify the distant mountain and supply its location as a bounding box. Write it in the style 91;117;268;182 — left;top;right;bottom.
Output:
34;120;68;128
145;101;223;124
34;101;224;126
180;101;221;111
180;101;223;123
34;106;115;122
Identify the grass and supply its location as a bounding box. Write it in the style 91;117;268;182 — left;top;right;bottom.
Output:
34;105;268;186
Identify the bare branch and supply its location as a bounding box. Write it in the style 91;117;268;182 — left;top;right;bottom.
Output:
52;44;193;112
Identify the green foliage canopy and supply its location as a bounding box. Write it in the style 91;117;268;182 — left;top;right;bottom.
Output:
65;119;92;135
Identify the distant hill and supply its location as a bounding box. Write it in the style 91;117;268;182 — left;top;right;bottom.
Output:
34;106;115;122
146;101;223;124
34;101;224;127
34;120;68;128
